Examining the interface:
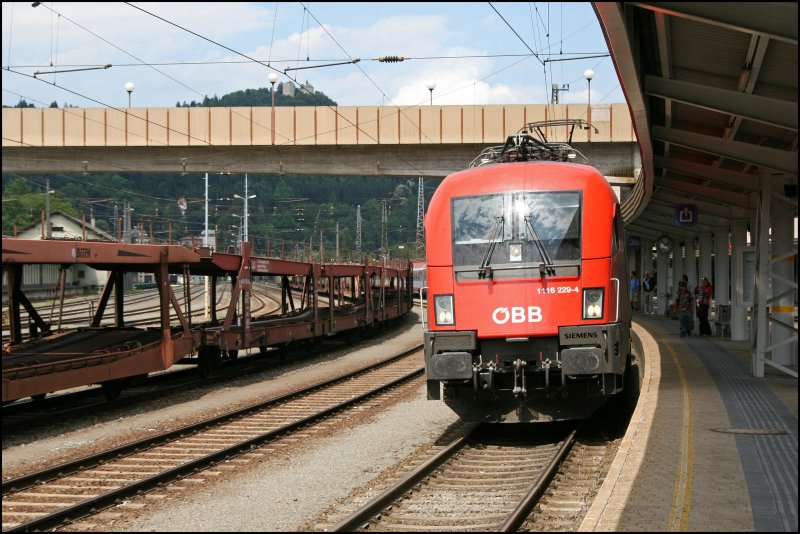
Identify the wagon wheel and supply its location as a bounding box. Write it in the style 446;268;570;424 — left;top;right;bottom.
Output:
130;373;149;387
277;343;291;360
101;380;124;402
199;346;222;378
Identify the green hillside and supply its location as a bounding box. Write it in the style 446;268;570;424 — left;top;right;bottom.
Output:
2;85;442;260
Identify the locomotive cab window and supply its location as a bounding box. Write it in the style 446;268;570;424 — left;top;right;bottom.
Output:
451;191;581;279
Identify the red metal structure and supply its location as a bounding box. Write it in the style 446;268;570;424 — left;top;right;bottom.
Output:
423;121;632;422
2;239;412;403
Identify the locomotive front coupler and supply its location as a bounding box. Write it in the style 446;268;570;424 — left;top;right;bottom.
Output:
512;358;527;396
543;358;552;387
472;356;496;392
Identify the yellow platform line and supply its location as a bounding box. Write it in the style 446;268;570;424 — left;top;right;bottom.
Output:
665;340;695;531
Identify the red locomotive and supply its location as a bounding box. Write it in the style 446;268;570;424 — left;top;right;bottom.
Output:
423;121;632;422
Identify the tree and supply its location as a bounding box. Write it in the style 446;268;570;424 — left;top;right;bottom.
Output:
13;99;35;108
175;85;337;107
2;178;78;233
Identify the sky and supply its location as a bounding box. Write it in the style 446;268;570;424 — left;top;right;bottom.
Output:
2;2;624;110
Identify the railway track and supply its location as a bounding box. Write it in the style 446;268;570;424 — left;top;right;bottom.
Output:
313;420;622;533
1;318;386;435
1;344;424;532
519;439;617;531
328;425;580;532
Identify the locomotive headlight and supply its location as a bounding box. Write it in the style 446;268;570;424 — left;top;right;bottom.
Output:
434;294;455;326
509;242;522;262
583;288;604;319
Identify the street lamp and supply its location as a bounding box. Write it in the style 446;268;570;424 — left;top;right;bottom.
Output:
124;81;135;108
584;69;594;141
426;81;436;105
230;216;244;253
268;72;279;144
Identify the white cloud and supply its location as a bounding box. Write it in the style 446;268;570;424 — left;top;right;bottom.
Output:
2;3;619;109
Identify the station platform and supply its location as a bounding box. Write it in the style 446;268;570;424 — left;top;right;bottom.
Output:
581;313;798;532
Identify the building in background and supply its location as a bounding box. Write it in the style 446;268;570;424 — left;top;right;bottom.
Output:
3;211;114;303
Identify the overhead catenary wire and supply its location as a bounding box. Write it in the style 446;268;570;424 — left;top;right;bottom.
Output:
10;3;614;104
4;4;621;183
3;4;619;256
121;1;433;174
4;52;609;71
9;3;611;111
32;2;208;101
488;2;545;67
6;13;428;250
122;2;281;78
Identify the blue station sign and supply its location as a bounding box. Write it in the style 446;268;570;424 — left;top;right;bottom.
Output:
675;204;698;227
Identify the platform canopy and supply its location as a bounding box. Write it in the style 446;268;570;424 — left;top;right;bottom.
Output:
595;2;798;239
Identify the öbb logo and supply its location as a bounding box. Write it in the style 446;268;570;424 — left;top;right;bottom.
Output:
492;306;543;324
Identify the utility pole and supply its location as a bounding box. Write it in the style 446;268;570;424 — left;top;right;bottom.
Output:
122;201;127;243
355;205;362;259
128;202;134;243
234;174;256;250
124;201;133;290
203;173;209;248
44;178;52;238
204;172;209;319
415;177;425;258
584;69;594;142
244;174;249;246
380;200;389;260
551;83;569;104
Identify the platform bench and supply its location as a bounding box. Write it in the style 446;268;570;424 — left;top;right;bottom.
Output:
714;304;731;337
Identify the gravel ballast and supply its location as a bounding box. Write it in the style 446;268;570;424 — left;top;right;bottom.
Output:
3;308;463;532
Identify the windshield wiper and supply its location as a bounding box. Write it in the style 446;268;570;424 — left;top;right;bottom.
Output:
478;215;504;279
524;215;555;276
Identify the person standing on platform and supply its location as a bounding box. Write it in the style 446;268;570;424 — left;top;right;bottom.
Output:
642;271;655;314
681;274;694;295
629;271;641;311
695;277;713;336
675;281;695;337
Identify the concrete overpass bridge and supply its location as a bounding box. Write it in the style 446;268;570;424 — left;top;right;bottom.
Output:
2;103;638;182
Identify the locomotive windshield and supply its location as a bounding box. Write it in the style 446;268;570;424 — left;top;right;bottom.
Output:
451;191;581;277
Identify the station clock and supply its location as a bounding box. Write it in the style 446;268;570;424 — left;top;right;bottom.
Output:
656;235;674;254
